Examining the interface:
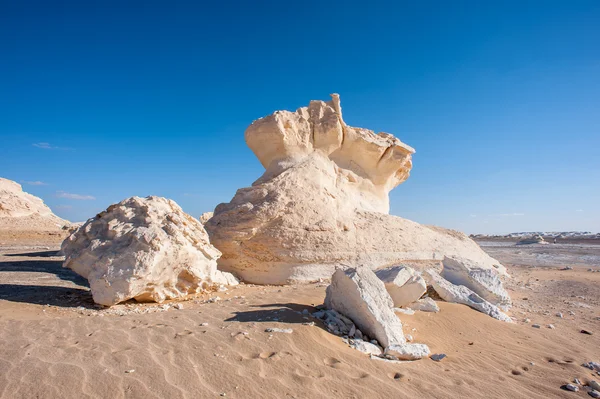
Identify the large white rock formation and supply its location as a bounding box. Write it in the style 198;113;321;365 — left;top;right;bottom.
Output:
0;177;69;231
206;95;507;285
62;196;237;306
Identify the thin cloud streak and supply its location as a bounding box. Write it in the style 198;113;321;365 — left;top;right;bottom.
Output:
22;180;48;186
56;191;96;200
33;142;74;151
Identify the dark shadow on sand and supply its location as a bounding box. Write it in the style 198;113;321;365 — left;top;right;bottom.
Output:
0;284;95;308
225;303;320;324
0;259;89;286
4;250;60;258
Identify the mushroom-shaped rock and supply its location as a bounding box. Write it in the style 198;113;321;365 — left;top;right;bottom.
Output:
62;196;237;306
375;266;427;307
206;95;508;286
324;267;407;348
425;270;512;322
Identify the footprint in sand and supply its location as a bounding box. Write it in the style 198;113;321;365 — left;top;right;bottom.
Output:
387;372;404;381
323;357;344;369
174;330;193;338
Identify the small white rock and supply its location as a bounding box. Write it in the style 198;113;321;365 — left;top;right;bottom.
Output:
564;383;579;392
265;328;293;334
174;303;184;310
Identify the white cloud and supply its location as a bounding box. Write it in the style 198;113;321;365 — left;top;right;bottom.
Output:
56;191;95;200
489;213;525;217
470;214;477;218
22;180;48;186
33;142;73;150
575;209;584;212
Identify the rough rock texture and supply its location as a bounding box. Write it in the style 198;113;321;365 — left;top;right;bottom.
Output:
425;270;512;322
384;343;431;361
0;177;69;231
324;267;406;348
350;340;383;356
441;256;511;310
376;266;427;307
199;212;213;225
62;196;237;306
206;95;507;284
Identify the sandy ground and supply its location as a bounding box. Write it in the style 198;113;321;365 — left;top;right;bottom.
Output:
0;236;599;398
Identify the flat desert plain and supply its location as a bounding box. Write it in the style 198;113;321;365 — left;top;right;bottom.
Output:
0;233;599;399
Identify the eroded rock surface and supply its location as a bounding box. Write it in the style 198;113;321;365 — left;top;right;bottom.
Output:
425;270;512;322
376;266;427;307
325;267;407;348
62;196;237;306
441;256;511;310
0;177;69;231
206;95;507;285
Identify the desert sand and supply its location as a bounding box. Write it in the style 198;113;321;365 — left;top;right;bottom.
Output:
1;235;599;399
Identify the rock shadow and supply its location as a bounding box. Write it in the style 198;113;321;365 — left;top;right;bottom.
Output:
4;250;60;257
225;303;320;325
0;284;95;308
0;259;88;286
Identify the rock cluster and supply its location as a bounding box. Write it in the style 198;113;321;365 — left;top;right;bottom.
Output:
206;95;507;285
322;267;431;360
62;196;237;306
0;177;69;231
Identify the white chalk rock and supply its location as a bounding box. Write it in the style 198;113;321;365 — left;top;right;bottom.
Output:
410;297;440;313
199;212;213;224
62;196;237;306
350;340;383;356
376;266;427;307
325;267;406;348
425;270;512;322
385;343;431;360
442;256;511;310
206;95;507;285
0;177;69;231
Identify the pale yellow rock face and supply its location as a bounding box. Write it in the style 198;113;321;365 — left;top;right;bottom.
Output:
206;95;506;285
0;177;69;231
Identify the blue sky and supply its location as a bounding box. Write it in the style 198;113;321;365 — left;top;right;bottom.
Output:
1;1;598;234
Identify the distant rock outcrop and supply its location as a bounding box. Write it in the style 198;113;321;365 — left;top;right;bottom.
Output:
0;177;69;231
516;235;547;245
62;196;237;306
206;95;507;285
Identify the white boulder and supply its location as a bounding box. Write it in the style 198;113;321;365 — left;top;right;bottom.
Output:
410;297;440;313
350;340;383;356
425;270;512;322
441;256;511;310
376;266;427;307
385;343;431;361
324;267;407;348
206;95;507;285
62;196;237;306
